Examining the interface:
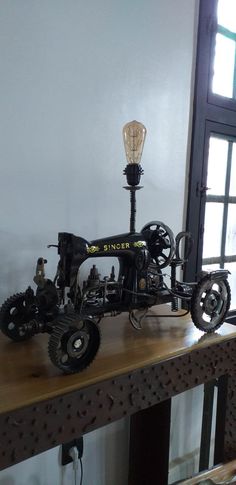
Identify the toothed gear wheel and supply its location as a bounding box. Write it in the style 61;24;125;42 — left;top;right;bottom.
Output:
48;313;101;373
0;292;36;341
191;276;231;333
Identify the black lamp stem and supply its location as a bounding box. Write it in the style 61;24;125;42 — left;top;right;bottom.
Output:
123;163;143;234
130;188;136;233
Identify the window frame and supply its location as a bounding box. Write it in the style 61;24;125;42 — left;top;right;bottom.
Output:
185;0;236;321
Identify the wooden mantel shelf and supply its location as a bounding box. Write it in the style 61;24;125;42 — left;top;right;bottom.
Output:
0;305;236;479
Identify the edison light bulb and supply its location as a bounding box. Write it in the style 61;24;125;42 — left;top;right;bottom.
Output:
123;120;147;164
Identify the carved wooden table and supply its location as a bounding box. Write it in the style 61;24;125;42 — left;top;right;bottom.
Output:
0;306;236;484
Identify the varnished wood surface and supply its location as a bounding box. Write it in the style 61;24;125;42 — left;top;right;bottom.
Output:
0;305;236;414
177;459;236;484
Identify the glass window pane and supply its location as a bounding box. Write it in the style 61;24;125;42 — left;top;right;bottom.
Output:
225;204;236;255
202;264;220;271
224;262;236;309
203;203;223;259
229;142;236;196
212;33;235;98
207;137;228;195
217;0;236;33
202;264;220;273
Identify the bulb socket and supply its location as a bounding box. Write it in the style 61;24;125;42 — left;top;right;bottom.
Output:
123;164;144;186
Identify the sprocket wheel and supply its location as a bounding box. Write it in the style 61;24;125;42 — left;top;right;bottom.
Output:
141;221;175;269
48;313;101;373
0;292;37;341
191;276;231;333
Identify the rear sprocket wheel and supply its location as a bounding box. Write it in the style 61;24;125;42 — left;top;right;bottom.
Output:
48;313;100;373
0;292;36;341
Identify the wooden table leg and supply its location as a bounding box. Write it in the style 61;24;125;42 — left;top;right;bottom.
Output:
214;375;228;465
199;380;215;471
129;399;171;485
224;374;236;461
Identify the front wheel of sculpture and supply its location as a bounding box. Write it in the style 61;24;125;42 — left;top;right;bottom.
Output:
191;276;231;333
48;314;101;373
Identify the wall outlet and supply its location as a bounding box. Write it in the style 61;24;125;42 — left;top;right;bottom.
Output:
61;437;84;466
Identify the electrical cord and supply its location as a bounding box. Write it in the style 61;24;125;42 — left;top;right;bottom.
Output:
146;309;189;318
69;446;83;485
123;285;192;303
79;457;83;485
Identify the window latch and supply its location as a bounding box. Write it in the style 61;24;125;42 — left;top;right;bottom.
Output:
200;184;211;193
196;182;211;196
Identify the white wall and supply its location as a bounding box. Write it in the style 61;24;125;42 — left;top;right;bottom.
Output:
0;419;129;485
0;0;198;484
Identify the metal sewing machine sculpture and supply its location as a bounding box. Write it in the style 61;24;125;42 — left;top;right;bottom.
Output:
0;121;231;373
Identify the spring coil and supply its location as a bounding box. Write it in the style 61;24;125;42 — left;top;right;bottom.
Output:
171;296;179;312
